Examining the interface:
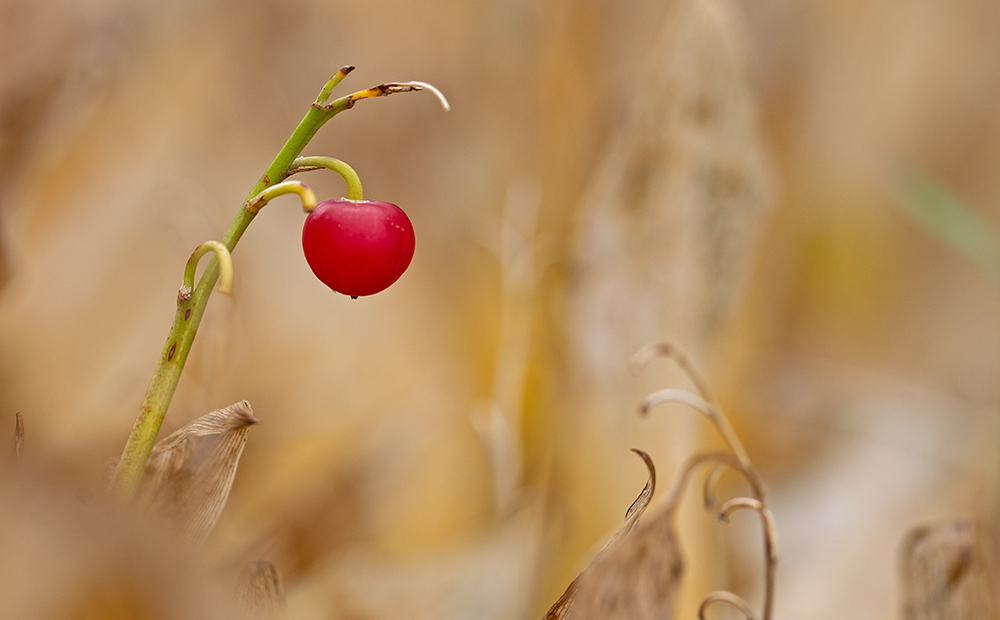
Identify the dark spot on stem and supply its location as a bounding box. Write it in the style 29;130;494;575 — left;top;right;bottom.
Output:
262;175;270;186
184;309;191;321
168;342;177;362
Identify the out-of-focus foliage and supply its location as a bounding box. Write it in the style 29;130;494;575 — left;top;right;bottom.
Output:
896;170;1000;284
899;520;996;620
3;0;1000;618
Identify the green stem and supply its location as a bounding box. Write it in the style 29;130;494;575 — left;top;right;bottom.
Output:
111;71;448;500
287;156;364;200
316;66;355;106
112;78;352;500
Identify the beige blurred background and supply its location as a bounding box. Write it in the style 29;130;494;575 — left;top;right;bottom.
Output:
3;0;1000;618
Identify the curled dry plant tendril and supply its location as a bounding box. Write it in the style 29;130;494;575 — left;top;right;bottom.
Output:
699;591;758;620
660;450;739;514
703;460;734;509
632;342;777;620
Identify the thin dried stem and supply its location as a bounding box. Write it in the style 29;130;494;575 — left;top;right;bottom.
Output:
639;387;764;498
631;342;714;401
699;591;758;620
717;497;763;522
632;341;777;620
394;81;451;111
715;497;779;620
660;451;738;514
704;460;743;509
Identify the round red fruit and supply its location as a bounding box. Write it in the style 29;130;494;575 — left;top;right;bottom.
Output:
302;198;415;297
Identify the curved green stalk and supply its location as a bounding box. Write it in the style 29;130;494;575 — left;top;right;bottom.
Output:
245;180;317;213
111;70;447;500
180;241;233;300
287;156;364;200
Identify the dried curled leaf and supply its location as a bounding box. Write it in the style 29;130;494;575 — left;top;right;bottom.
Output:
543;450;684;620
237;560;286;615
135;400;258;545
570;0;773;382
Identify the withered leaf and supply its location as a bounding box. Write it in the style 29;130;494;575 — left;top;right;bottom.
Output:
900;520;995;620
543;449;684;620
237;560;286;615
570;0;773;382
135;400;258;545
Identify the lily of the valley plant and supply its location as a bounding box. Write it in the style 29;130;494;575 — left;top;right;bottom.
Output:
110;67;449;501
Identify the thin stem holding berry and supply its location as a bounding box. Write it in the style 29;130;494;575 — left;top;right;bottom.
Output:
245;180;317;214
286;157;364;200
111;69;447;500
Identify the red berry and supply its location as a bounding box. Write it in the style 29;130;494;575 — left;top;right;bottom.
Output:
302;198;415;297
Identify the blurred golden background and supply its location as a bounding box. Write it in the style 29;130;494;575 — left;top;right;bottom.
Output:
3;0;1000;618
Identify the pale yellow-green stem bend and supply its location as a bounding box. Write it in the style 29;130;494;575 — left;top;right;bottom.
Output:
245;180;317;214
180;241;233;301
286;156;364;201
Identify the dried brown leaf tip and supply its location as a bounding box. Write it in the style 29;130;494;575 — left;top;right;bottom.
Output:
237;560;286;616
341;81;450;111
543;449;685;620
9;412;24;467
543;342;779;620
135;400;258;545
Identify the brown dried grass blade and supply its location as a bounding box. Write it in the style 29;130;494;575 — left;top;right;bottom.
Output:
135;400;258;545
542;450;684;620
237;560;286;615
899;520;995;620
9;412;23;467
